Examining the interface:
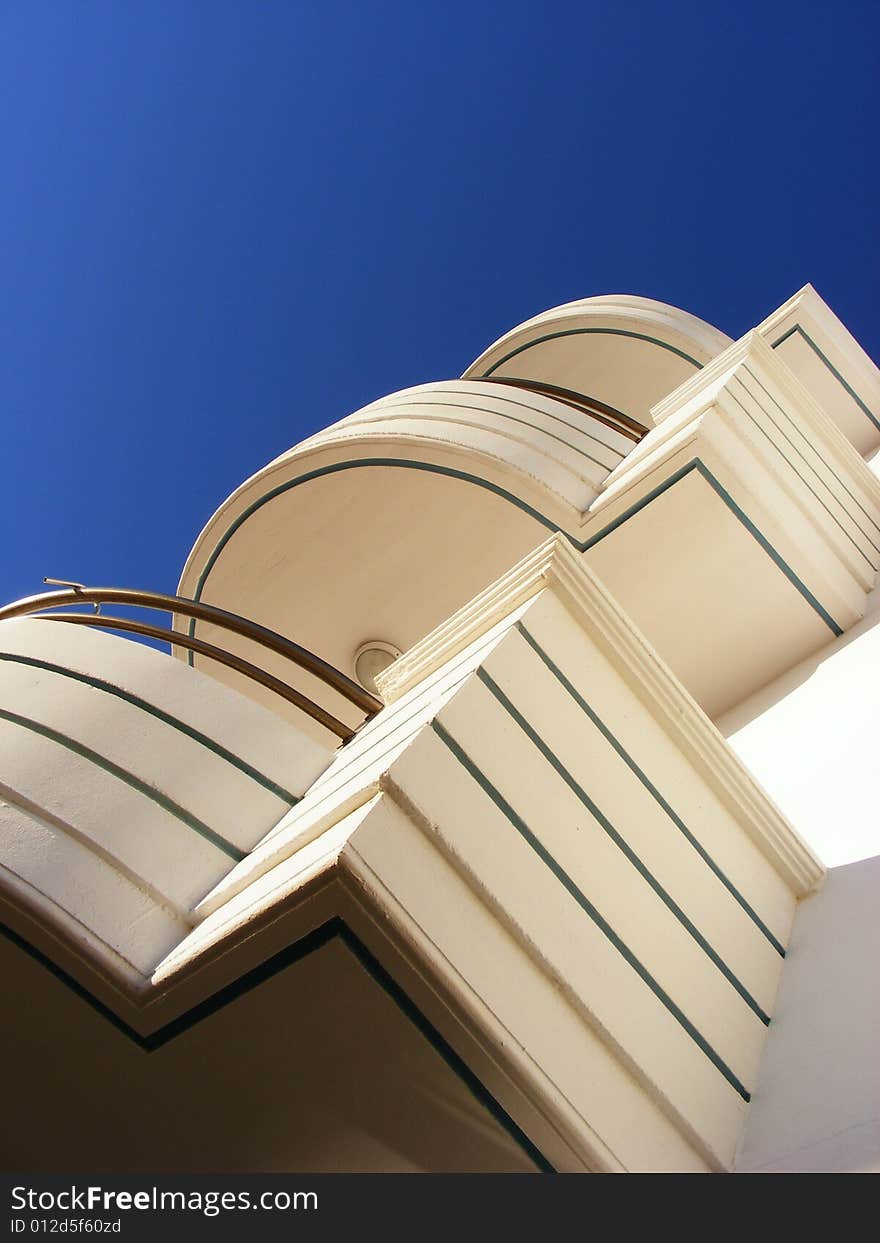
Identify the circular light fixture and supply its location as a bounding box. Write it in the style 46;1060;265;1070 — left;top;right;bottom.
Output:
353;640;401;694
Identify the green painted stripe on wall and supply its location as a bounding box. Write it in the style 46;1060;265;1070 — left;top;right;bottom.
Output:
185;457;562;662
480;326;703;375
188;457;843;668
475;665;771;1024
431;719;752;1102
334;924;553;1171
0;706;245;862
516;622;787;956
0;651;300;807
772;324;880;434
693;462;844;636
581;459;844;636
0;918;554;1172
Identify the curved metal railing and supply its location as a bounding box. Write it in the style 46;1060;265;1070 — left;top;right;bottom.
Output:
480;376;648;442
0;585;382;742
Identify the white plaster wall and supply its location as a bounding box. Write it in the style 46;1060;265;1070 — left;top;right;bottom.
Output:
382;590;795;1169
247;535;818;1171
736;855;880;1173
718;599;880;867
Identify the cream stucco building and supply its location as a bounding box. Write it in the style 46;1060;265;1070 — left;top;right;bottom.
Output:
1;287;878;1173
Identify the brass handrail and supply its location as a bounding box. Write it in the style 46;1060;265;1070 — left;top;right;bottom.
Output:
481;376;648;442
0;585;383;740
39;613;356;741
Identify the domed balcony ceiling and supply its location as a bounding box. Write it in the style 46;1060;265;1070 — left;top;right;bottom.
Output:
176;378;639;736
464;295;732;429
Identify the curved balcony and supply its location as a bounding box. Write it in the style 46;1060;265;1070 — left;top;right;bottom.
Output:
0;585;380;741
464;294;732;429
176;378;641;720
0;586;373;1001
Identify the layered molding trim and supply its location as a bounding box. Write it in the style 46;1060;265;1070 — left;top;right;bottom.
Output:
327;384;630;473
650;331;880;486
771;325;880;434
602;330;880;627
0;916;552;1173
378;535;825;898
756;284;880;438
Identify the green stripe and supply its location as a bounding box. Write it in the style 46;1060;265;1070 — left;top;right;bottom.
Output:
334;925;553;1171
186;458;562;662
189;457;843;654
582;460;844;636
694;462;844;635
0;706;245;862
475;667;770;1023
481;326;703;375
431;719;751;1102
192;459;557;609
0;652;299;806
772;325;880;434
0;918;553;1171
515;624;786;956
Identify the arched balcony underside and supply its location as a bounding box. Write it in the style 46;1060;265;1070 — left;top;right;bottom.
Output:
176;380;636;730
463;295;733;428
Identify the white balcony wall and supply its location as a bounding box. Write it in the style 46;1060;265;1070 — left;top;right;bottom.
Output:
0;619;333;983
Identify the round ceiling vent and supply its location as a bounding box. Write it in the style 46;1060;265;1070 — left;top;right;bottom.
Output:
353;640;402;694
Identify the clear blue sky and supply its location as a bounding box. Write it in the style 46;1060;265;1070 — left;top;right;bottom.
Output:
3;1;878;605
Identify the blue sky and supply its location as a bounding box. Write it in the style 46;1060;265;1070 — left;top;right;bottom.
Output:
2;1;878;606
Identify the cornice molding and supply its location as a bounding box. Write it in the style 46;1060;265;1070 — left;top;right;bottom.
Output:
757;284;880;392
379;535;825;897
377;540;561;703
651;332;880;510
588;334;879;618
